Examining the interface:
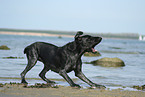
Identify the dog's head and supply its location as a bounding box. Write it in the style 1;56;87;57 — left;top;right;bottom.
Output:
68;31;102;53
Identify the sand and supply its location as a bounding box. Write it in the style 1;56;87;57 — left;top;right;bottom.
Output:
0;31;73;37
0;84;145;97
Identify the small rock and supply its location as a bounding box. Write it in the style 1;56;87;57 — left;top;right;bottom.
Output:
0;83;4;87
84;52;101;57
0;45;10;50
133;85;145;90
90;57;125;67
58;36;62;39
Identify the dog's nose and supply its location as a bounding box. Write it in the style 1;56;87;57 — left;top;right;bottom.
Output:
95;37;102;40
94;37;102;43
99;37;102;41
96;37;102;43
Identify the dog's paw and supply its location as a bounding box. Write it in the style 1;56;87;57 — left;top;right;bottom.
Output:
21;80;28;84
72;84;81;88
91;84;106;89
48;80;56;84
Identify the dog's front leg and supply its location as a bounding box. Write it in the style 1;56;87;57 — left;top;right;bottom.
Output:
59;70;81;88
75;70;105;89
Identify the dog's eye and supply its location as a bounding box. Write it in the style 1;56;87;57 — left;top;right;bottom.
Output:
77;37;82;41
87;39;92;42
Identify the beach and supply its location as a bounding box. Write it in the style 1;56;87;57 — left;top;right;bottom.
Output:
0;83;145;97
0;31;145;97
0;31;74;37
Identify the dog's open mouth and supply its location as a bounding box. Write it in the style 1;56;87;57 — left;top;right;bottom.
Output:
86;38;102;53
90;44;98;53
91;48;97;53
91;43;99;53
86;47;97;53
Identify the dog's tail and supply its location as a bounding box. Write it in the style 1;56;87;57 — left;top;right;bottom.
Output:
24;43;37;54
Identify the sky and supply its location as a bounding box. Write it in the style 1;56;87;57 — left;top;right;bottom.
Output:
0;0;145;35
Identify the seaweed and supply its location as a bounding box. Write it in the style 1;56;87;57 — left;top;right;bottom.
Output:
2;56;24;59
24;83;59;88
133;85;145;90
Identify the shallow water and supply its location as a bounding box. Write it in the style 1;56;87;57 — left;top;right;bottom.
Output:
0;34;145;90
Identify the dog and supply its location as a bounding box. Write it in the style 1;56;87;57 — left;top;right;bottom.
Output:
20;31;105;88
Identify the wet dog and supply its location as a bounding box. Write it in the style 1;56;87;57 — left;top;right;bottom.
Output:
20;31;105;88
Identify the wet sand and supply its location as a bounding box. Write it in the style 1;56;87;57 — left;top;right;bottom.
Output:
0;84;145;97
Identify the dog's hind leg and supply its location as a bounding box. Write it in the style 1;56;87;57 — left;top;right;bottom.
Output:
20;57;37;84
39;66;55;83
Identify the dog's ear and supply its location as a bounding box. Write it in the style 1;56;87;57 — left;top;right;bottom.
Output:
75;31;83;39
68;31;83;51
67;42;76;51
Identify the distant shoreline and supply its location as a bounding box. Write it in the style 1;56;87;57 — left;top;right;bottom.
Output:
0;28;139;39
0;31;74;38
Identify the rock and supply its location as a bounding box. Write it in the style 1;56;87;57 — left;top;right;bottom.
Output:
84;52;101;57
0;45;10;50
90;57;125;67
0;83;4;87
133;85;145;90
58;36;62;39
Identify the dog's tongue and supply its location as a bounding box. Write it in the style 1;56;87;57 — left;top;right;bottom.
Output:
92;48;97;52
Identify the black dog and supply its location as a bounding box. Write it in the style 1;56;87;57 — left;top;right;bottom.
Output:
20;31;105;88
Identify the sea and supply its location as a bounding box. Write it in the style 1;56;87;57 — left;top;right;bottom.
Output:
0;34;145;90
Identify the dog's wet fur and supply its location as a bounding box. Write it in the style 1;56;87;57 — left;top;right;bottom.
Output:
20;31;105;88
